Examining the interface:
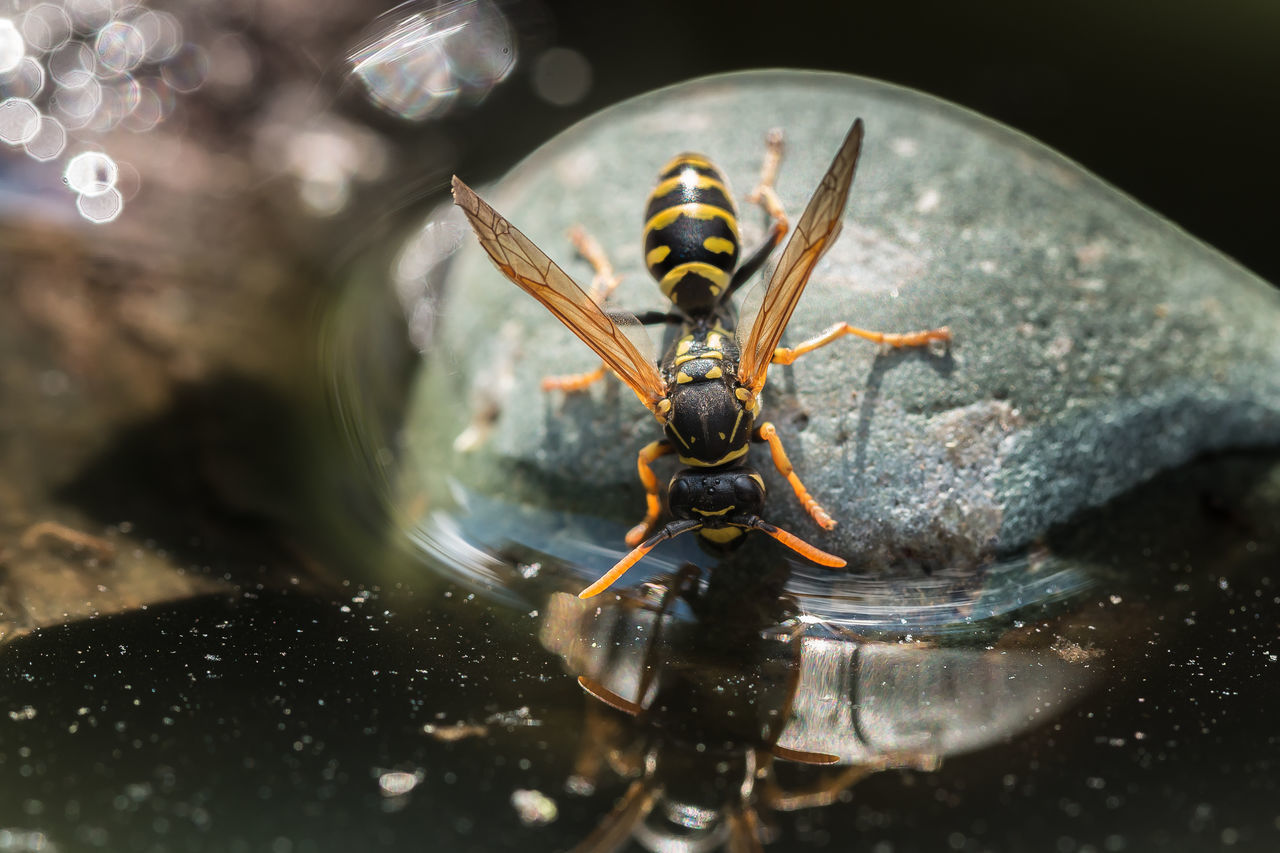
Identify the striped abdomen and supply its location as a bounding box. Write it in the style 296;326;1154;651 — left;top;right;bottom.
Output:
642;154;740;314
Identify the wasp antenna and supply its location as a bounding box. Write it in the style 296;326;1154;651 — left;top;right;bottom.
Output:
741;516;846;568
579;520;703;599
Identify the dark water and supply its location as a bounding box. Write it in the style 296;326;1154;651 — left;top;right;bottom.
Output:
1;465;1277;851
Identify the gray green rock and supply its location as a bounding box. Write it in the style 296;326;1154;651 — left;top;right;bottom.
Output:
397;70;1280;576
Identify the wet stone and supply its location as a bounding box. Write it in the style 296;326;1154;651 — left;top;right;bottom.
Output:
398;70;1280;576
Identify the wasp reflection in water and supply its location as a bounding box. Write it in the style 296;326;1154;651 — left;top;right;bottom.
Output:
539;550;1098;852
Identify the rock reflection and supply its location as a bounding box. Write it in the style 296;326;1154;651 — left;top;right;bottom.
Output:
538;552;1098;852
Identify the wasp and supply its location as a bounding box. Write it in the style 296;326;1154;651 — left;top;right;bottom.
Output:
452;119;950;599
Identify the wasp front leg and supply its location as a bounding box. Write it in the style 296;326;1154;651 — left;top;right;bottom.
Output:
625;439;677;546
753;423;834;530
540;225;627;393
727;129;791;299
772;322;951;365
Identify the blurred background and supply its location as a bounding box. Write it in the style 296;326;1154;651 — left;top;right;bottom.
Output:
4;0;1277;274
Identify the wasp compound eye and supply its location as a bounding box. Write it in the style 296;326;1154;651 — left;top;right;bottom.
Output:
667;474;693;513
732;472;766;516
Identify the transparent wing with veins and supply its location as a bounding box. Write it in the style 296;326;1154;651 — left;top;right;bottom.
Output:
451;176;667;413
736;119;865;396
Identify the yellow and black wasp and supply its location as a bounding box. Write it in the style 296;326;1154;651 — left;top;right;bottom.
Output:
452;119;950;599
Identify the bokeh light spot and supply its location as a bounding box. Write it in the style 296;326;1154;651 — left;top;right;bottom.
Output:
48;39;94;88
136;9;181;62
52;75;102;128
23;113;66;160
160;43;207;92
64;149;117;195
114;158;140;199
75;184;123;222
0;96;40;144
66;0;114;37
20;4;73;54
206;33;253;94
532;48;591;107
86;75;131;131
0;0;210;222
0;56;46;99
0;18;25;75
120;77;166;131
95;20;146;73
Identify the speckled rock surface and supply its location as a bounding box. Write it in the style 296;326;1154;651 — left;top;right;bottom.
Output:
399;70;1280;572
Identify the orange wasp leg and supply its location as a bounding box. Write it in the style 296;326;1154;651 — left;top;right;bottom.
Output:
541;364;609;392
541;225;625;393
570;224;624;305
772;322;951;365
728;129;790;299
625;439;677;546
747;128;790;235
753;422;835;530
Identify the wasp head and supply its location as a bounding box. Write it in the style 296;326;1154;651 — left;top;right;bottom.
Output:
667;468;766;528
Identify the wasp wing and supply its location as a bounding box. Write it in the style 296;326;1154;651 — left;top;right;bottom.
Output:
451;176;667;413
736;119;864;396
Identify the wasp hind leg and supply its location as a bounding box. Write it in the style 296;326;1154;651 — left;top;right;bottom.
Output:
727;129;790;300
540;364;609;392
541;225;625;393
753;422;834;530
569;224;624;305
772;322;951;365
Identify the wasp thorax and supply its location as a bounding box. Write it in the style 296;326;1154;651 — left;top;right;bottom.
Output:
665;381;752;466
667;468;766;524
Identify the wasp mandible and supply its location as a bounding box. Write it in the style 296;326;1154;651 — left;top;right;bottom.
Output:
452;119;950;598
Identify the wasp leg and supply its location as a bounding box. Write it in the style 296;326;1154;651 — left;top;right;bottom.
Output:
726;808;767;853
540;225;626;393
726;129;790;299
772;323;951;365
762;765;878;811
570;779;659;853
626;439;677;546
569;224;624;305
753;423;834;529
541;364;609;392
